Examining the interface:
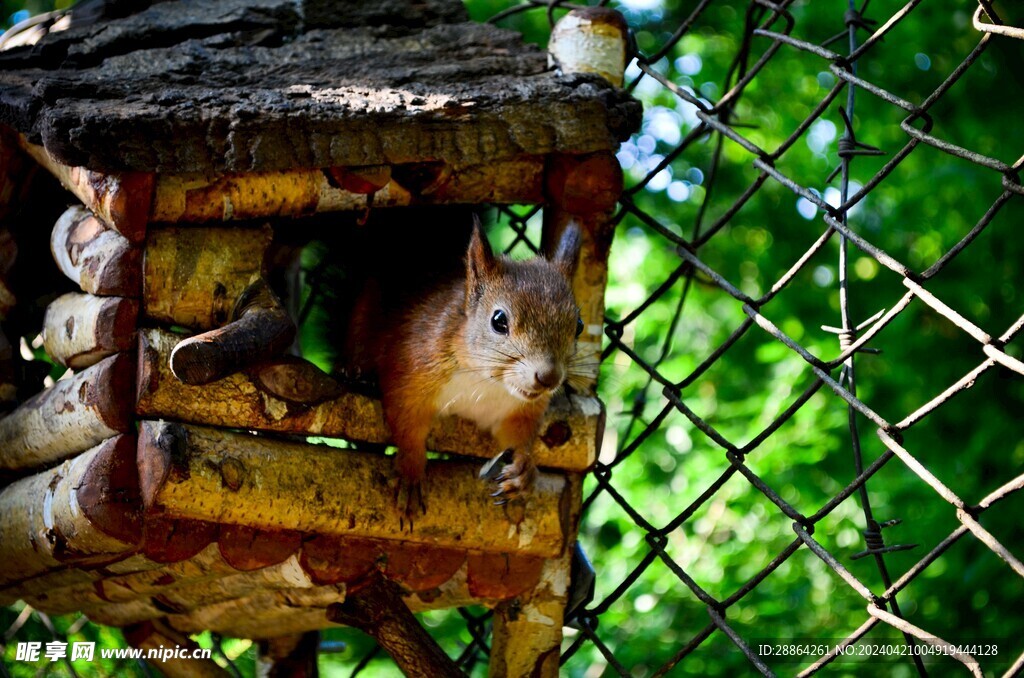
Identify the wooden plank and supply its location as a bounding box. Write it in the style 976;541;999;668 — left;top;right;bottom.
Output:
137;327;601;472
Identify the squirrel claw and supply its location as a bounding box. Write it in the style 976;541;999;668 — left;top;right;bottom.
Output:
483;449;534;504
394;478;426;529
490;460;536;502
479;449;515;481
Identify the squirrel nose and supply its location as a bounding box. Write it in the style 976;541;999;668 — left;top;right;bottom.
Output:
534;365;563;390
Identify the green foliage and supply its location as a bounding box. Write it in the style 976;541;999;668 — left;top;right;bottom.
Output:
563;0;1024;675
4;0;1024;676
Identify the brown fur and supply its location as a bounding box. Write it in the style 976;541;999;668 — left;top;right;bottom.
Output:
344;218;582;510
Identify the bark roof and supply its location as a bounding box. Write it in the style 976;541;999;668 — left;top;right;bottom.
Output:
0;0;641;173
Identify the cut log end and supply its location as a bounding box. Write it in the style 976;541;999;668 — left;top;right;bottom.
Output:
95;351;138;432
137;420;188;512
218;525;303;572
168;279;296;385
141;517;219;564
549;8;629;87
546;152;623;215
77;434;143;545
43;294;139;369
0;351;136;472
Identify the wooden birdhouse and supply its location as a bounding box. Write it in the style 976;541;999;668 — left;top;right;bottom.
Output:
0;1;639;675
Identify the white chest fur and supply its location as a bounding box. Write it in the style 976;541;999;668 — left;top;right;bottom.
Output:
433;369;525;434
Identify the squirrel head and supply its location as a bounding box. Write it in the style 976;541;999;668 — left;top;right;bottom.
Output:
462;217;583;402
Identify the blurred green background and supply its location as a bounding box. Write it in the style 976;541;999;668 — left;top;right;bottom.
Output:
3;0;1024;676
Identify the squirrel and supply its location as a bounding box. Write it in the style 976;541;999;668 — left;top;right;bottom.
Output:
341;212;583;515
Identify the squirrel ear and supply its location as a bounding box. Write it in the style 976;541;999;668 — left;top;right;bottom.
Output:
551;221;582;279
466;215;495;301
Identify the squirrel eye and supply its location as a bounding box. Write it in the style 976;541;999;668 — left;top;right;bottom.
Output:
491;309;509;335
576;316;584;337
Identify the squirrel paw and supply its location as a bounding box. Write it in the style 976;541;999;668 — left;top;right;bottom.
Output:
394;478;426;530
489;452;537;505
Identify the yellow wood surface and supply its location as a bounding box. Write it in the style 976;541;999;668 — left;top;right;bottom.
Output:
137;328;601;471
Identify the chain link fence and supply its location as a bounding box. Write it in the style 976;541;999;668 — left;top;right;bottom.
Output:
476;0;1024;675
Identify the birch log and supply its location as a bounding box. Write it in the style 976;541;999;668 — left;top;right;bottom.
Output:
88;584;348;630
163;571;484;639
0;552;160;606
489;552;574;678
0;352;134;471
51;205;141;296
0;516;219;602
27;552;317;617
138;421;570;558
144;224;272;330
172;608;340;641
548;7;630;87
150;157;545;222
489;474;584;678
20;139;152;243
42;293;138;369
0;435;141;587
169;279;296;385
137;328;601;472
